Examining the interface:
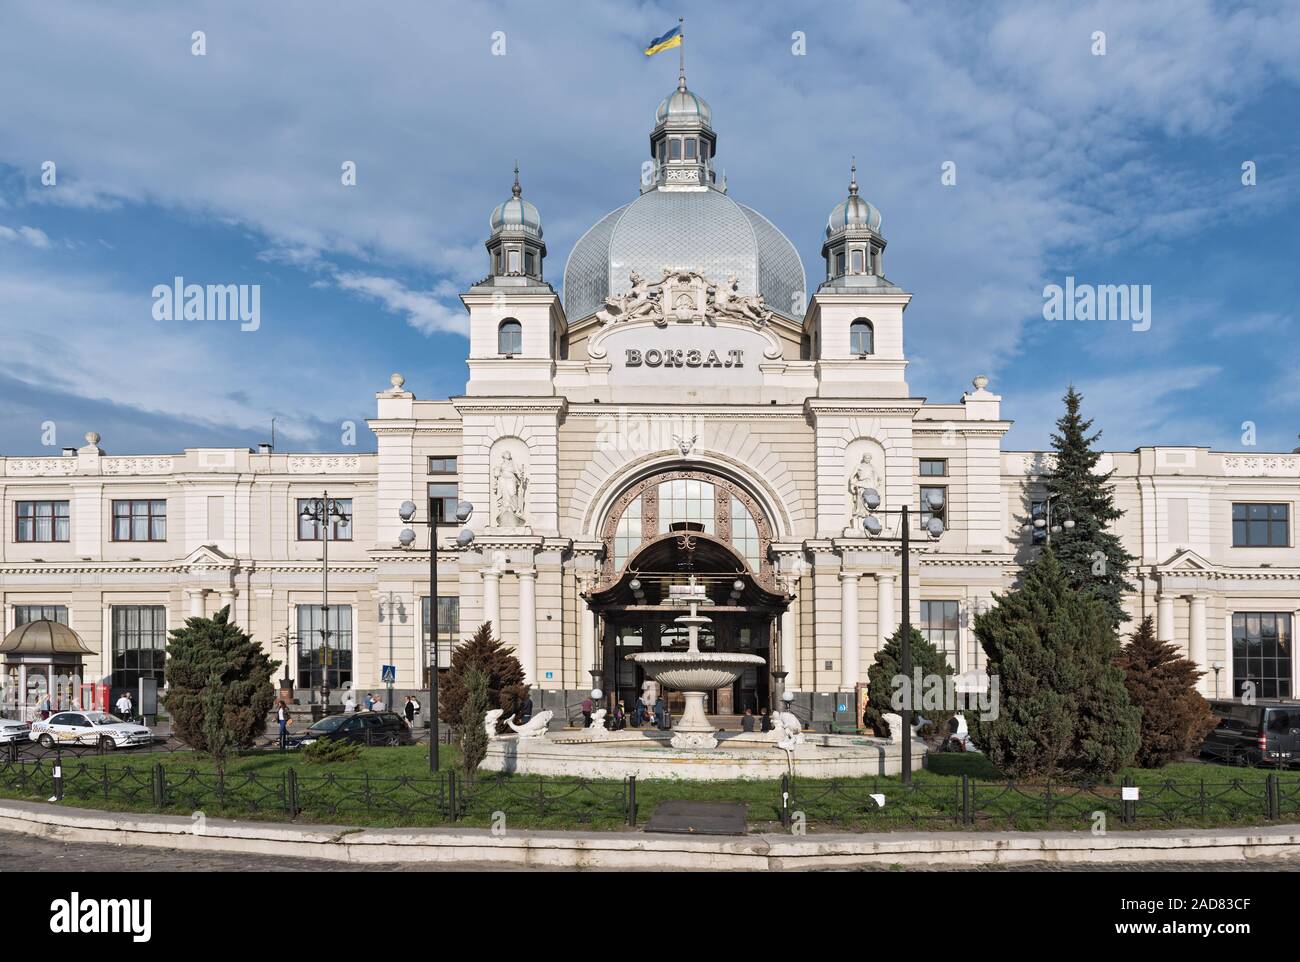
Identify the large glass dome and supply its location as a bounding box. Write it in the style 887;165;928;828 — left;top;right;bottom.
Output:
563;189;805;323
563;81;805;323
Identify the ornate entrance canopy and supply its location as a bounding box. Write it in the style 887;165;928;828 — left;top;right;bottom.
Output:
587;529;789;614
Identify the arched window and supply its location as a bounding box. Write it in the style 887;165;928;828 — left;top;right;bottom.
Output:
850;318;874;356
498;318;522;355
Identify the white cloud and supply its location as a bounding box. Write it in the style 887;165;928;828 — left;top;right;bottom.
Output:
332;272;468;336
0;224;52;248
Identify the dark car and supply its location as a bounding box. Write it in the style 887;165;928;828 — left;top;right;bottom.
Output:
1200;700;1300;766
293;710;413;748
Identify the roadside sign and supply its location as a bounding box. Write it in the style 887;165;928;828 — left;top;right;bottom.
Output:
381;665;397;684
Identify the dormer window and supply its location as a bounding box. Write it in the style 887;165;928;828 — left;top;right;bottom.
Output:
498;318;522;356
850;318;874;356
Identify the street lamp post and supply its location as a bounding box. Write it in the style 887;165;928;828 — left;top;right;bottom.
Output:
299;492;350;715
861;488;946;785
378;592;406;712
1022;492;1074;545
399;497;475;774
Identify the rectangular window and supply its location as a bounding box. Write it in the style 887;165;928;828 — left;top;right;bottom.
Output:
427;456;457;474
658;478;714;533
16;501;70;542
111;500;166;541
851;249;864;272
427;483;458;524
1233;612;1292;699
296;605;353;693
111;605;167;695
613;496;642;569
421;596;459;687
296;498;352;541
684;137;697;159
919;459;948;477
921;600;960;669
1232;503;1289;547
669;138;681;160
730;496;761;571
14;605;68;625
835;252;845;276
920;485;947;525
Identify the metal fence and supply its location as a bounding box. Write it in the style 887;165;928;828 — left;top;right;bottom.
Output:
780;772;1298;829
0;752;637;827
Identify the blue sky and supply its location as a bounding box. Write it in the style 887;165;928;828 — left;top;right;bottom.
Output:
0;0;1297;455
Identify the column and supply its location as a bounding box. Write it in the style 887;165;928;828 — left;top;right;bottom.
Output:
1189;594;1208;693
579;592;596;689
518;570;537;685
219;589;235;620
780;597;798;691
482;570;501;636
188;589;205;618
877;573;896;648
839;571;861;691
1157;593;1175;645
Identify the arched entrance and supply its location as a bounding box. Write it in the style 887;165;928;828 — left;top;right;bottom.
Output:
586;526;790;718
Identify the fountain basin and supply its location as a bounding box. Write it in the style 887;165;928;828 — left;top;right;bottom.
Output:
627;650;766;692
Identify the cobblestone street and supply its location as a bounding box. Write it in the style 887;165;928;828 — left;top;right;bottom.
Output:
4;829;1298;872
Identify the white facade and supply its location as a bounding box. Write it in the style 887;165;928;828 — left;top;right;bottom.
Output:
3;82;1297;721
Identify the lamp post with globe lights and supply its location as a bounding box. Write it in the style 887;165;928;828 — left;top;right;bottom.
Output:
298;492;351;714
860;487;946;784
1022;492;1074;545
399;497;475;774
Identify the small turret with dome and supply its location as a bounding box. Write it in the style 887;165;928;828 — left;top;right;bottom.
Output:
485;163;547;282
646;62;717;192
820;160;892;290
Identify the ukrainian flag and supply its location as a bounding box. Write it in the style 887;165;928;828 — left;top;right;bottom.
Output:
644;24;683;57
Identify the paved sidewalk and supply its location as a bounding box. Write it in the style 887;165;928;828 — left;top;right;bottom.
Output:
4;799;1300;870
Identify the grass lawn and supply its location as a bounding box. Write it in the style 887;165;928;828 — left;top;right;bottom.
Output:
3;743;1298;834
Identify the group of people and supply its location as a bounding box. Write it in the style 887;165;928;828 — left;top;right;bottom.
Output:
578;694;669;730
739;707;774;733
339;691;424;728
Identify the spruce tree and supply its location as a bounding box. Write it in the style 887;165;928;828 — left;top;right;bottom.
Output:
438;622;529;727
971;550;1140;780
1117;616;1217;768
865;625;954;739
163;605;278;773
1044;385;1135;626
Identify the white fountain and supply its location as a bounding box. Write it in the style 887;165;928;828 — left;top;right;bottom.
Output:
626;575;765;750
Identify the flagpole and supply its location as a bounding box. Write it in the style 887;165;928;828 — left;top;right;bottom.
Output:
678;16;685;88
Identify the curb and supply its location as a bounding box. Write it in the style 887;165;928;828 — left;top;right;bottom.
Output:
3;800;1299;869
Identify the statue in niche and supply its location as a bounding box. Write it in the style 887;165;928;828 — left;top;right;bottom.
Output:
847;452;881;526
493;450;529;528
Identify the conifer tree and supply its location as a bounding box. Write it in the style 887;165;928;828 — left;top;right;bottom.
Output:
438;622;529;727
1117;616;1218;767
865;625;954;739
459;667;490;780
971;550;1140;780
163;605;278;773
1043;386;1135;626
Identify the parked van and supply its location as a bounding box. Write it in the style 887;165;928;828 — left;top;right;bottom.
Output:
1201;700;1300;766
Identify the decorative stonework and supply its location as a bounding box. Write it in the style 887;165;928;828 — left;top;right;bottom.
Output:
6;458;77;476
1222;455;1300;477
287;456;362;473
103;457;174;475
595;268;773;329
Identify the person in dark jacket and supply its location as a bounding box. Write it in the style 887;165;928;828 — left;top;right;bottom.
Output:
520;695;534;724
741;708;756;732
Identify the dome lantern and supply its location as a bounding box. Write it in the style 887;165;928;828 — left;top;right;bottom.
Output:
647;71;717;192
487;163;546;280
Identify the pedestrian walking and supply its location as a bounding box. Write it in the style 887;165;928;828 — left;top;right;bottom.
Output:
276;700;290;749
115;691;132;721
404;695;416;727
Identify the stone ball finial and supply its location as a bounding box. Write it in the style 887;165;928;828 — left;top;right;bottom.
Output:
390;373;405;390
84;431;101;445
972;375;989;391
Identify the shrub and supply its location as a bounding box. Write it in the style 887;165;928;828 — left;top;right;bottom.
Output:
439;622;529;730
1118;616;1218;767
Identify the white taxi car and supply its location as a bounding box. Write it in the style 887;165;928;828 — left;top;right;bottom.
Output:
30;711;153;750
